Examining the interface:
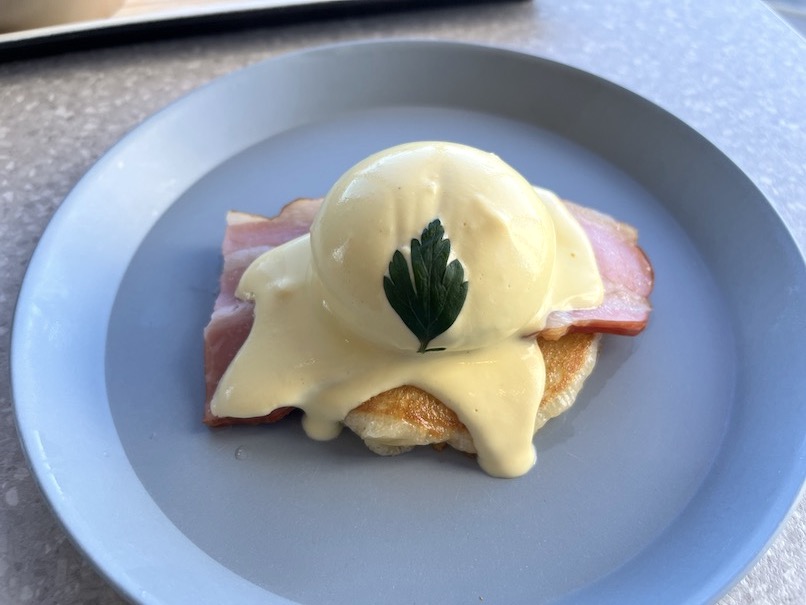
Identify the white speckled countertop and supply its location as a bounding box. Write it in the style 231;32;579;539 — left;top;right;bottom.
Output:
1;1;804;603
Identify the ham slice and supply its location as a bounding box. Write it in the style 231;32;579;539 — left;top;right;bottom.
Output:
540;201;654;340
203;197;653;425
202;199;321;426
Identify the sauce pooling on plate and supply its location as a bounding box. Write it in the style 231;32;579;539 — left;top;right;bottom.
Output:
210;142;603;477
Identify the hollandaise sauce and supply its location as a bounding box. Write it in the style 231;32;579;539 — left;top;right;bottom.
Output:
210;142;603;477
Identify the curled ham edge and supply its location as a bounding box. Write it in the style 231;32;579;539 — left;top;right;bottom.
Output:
203;197;654;426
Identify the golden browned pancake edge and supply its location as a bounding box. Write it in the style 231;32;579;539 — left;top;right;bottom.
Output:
343;332;600;455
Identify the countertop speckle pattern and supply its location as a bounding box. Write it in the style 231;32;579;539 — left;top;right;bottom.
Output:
1;1;805;603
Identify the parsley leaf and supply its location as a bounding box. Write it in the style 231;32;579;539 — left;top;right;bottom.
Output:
383;219;468;353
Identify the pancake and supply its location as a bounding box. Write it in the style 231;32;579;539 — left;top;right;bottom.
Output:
343;333;599;455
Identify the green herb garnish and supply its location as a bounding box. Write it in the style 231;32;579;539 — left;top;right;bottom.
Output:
383;219;468;353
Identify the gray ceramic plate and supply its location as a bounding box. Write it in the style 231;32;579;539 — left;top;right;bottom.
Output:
12;40;806;604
